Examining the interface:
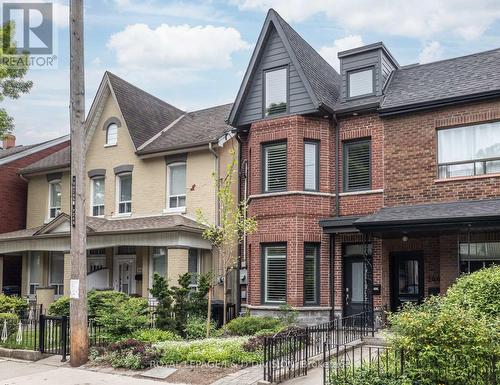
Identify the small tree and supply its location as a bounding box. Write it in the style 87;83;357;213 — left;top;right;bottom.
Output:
171;273;191;334
149;273;176;331
197;149;257;328
0;22;33;137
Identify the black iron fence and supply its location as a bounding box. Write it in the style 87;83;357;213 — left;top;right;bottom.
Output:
263;311;374;383
39;315;69;360
323;345;498;385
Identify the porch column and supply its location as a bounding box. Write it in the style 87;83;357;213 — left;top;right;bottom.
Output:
63;253;71;297
21;253;28;297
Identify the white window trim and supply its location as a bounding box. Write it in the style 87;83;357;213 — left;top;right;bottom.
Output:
105;123;118;147
166;162;186;213
113;255;136;295
48;252;64;298
90;176;105;217
47;179;62;221
116;173;132;216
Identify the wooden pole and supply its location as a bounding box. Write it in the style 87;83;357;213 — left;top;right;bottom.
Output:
69;0;88;367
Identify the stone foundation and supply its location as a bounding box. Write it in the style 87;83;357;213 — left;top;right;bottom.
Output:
244;305;331;325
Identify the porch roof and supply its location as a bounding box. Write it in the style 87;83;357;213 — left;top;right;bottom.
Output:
355;199;500;233
0;213;211;254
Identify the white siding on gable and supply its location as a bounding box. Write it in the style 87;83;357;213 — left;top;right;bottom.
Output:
237;25;315;126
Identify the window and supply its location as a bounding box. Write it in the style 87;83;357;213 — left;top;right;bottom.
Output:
49;252;64;296
263;142;287;193
91;177;105;216
262;244;286;303
48;180;61;219
167;163;186;211
264;67;287;116
117;246;136;255
151;247;166;277
106;123;118;146
459;242;500;274
117;173;132;214
304;244;320;305
304;141;319;191
88;249;106;273
343;139;371;192
188;248;200;287
29;252;43;296
348;68;374;98
438;122;500;179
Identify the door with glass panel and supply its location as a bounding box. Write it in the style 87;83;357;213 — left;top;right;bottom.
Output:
343;257;366;316
114;256;135;294
390;251;424;311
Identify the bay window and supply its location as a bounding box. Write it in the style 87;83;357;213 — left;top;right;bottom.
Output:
188;248;200;287
263;142;287;193
29;252;43;296
262;244;287;303
438;121;500;178
151;247;167;278
167;162;186;211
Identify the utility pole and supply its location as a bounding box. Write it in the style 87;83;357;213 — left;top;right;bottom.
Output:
69;0;88;367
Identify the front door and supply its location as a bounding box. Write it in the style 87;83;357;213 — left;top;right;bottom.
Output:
343;257;366;316
390;251;424;311
113;256;136;294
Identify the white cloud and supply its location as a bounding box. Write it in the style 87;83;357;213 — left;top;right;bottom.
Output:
233;0;500;40
107;23;250;78
418;41;443;63
319;35;364;71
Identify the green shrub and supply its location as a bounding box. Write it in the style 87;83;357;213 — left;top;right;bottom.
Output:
92;339;161;369
226;315;283;336
94;297;150;340
184;316;216;340
48;296;70;316
131;328;181;343
389;272;500;385
149;273;176;331
328;366;412;385
156;337;262;365
0;313;20;337
88;290;128;318
444;265;500;321
0;295;27;316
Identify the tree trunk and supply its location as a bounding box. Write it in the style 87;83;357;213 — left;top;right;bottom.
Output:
206;286;212;338
223;270;227;326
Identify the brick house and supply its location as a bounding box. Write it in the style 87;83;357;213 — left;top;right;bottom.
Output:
0;134;69;295
229;9;500;324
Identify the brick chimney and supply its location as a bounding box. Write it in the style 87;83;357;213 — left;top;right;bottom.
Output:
2;134;16;149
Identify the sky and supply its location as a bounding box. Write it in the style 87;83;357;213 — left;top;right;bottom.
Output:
4;0;500;145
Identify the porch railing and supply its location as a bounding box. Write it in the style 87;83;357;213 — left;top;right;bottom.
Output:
263;311;374;383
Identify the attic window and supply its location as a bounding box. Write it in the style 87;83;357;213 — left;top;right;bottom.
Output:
106;123;118;146
264;67;287;116
348;68;374;98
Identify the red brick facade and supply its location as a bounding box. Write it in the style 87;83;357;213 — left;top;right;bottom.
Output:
240;99;500;321
0;141;69;234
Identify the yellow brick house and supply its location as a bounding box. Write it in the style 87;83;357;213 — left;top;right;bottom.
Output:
0;72;238;309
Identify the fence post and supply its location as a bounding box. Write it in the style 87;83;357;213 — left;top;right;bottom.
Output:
60;316;68;362
38;314;45;354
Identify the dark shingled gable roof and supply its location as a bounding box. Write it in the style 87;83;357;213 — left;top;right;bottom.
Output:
138;103;233;155
272;10;341;111
355;199;500;228
20;146;70;175
106;72;185;149
380;48;500;113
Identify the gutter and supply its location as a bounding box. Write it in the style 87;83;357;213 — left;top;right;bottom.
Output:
379;89;500;117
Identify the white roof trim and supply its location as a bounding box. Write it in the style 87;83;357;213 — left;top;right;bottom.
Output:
0;135;69;166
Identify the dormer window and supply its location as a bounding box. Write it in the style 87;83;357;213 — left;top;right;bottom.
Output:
105;123;118;146
264;67;287;116
348;67;374;98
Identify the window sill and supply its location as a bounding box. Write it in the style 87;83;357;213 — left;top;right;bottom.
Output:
112;213;132;218
104;144;117;148
249;190;336;200
339;189;383;197
163;207;186;214
435;173;500;183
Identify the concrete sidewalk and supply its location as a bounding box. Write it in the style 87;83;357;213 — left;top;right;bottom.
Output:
0;357;187;385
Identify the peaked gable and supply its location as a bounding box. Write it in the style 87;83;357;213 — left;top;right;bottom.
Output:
229;9;340;127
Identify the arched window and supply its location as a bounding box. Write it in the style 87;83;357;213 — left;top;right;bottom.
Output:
106;123;118;146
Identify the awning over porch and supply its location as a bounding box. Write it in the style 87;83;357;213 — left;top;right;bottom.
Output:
0;213;212;254
320;198;500;234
